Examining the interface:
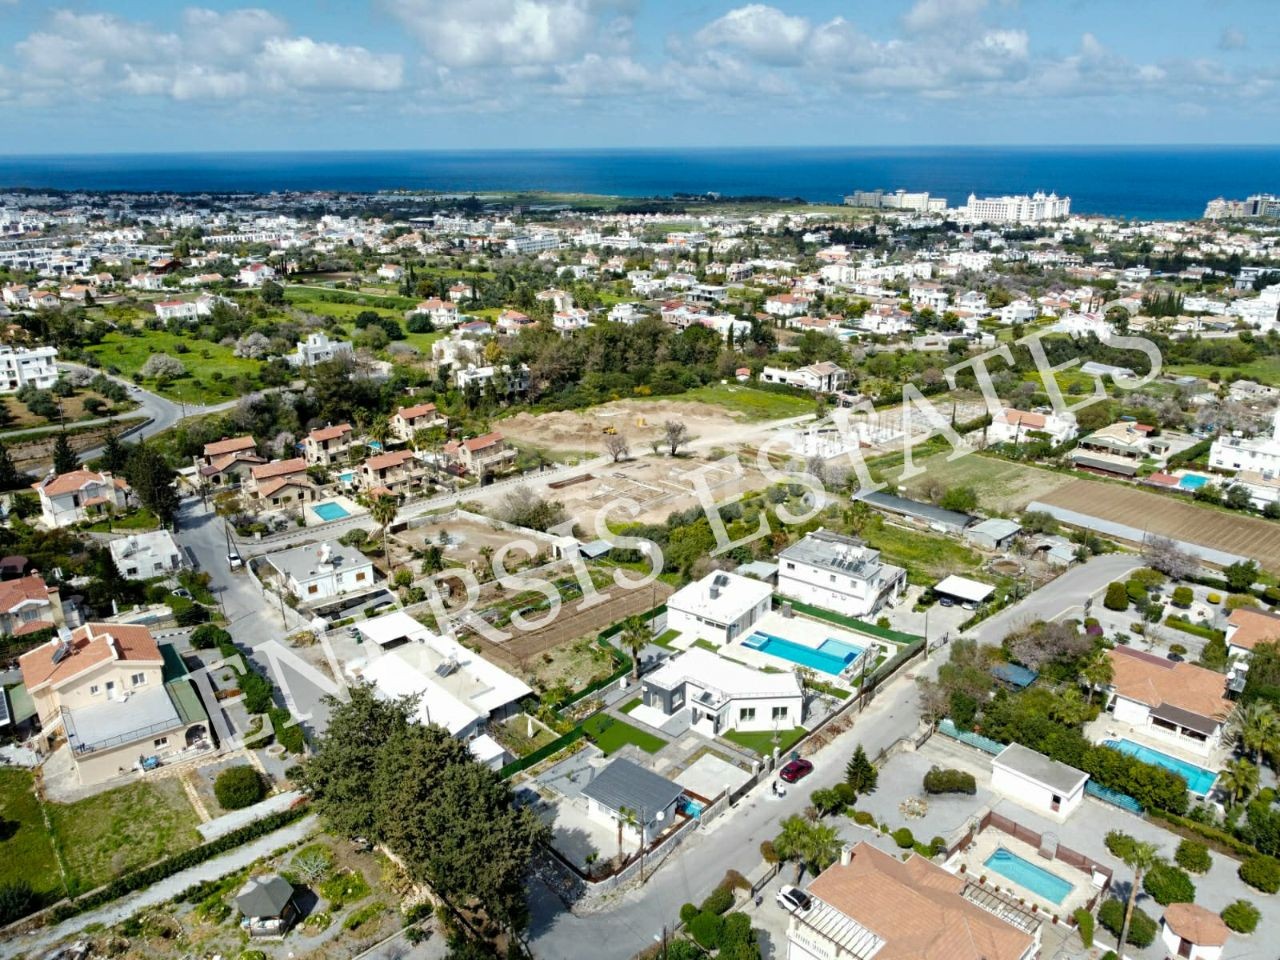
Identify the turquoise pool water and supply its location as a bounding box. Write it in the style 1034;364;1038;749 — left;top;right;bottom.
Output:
743;631;863;676
313;502;351;522
983;848;1073;904
338;471;355;485
1103;739;1216;795
1178;474;1209;490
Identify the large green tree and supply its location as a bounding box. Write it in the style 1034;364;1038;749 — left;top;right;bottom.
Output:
124;441;179;526
51;431;78;474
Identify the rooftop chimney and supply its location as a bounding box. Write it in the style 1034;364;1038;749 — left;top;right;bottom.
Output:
840;845;853;867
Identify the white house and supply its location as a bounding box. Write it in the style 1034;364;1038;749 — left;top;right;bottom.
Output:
108;530;186;579
990;743;1088;821
998;300;1040;325
580;757;683;845
987;408;1078;447
764;293;809;318
266;541;375;603
0;344;58;392
350;611;531;766
376;264;403;282
238;263;276;287
908;282;949;313
776;531;905;618
32;469;130;528
1224;607;1280;665
1209;407;1280;477
665;572;773;646
288;331;353;368
411;298;460;327
1159;904;1230;960
759;362;848;394
640;647;803;738
1104;647;1231;757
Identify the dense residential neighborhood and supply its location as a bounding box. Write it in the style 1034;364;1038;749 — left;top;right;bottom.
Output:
0;176;1279;960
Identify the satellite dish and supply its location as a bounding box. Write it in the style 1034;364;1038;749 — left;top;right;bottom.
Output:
655;811;665;822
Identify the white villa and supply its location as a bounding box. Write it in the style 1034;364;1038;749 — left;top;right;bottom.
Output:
665;572;773;646
1210;407;1280;478
990;743;1088;821
288;332;353;368
1103;647;1232;757
265;541;375;603
0;344;58;392
776;531;905;619
640;647;802;738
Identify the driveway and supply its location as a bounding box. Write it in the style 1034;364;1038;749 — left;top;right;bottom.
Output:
970;553;1144;645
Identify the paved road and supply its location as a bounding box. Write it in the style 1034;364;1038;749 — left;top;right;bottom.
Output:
970;552;1144;646
0;815;317;959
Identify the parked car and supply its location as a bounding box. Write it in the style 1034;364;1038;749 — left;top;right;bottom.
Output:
939;597;955;607
227;551;243;571
778;759;813;783
776;885;812;913
1166;651;1185;662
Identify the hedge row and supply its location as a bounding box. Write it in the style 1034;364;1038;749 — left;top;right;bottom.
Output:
1163;616;1226;642
1147;808;1260;859
44;805;310;925
775;597;921;644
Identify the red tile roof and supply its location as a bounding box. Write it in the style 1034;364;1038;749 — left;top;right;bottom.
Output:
203;436;257;458
20;623;161;692
0;575;53;614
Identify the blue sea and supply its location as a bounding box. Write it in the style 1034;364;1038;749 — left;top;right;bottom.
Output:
0;146;1275;220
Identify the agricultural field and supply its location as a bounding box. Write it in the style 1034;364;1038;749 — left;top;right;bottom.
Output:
883;451;1077;514
860;520;989;586
1039;479;1280;572
677;383;817;420
84;330;262;403
0;769;64;901
1166;356;1280;386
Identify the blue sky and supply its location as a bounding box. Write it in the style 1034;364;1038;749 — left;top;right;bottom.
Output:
0;0;1275;153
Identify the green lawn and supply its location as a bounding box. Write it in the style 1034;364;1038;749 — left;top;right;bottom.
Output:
47;778;201;894
653;629;681;650
0;769;64;900
676;384;816;421
84;330;262;403
860;521;988;585
723;727;808;756
1166;356;1280;386
620;698;643;714
582;714;665;755
84;506;159;533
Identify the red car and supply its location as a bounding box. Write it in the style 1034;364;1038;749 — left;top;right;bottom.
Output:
778;759;813;783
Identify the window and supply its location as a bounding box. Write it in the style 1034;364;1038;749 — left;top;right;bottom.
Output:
308;584;318;595
786;562;795;570
131;672;146;686
89;684;99;695
739;707;756;722
153;737;168;748
772;706;789;720
356;572;367;582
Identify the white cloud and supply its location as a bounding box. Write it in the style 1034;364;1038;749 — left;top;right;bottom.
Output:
902;0;987;34
257;38;403;91
1218;27;1246;51
695;5;811;65
386;0;627;67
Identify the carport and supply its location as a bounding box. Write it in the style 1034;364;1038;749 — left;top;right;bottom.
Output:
933;574;995;606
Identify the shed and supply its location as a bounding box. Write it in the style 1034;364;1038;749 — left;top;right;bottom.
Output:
1160;903;1230;960
991;742;1088;820
859;491;974;534
735;560;779;584
579;540;614;560
932;575;994;605
965;518;1022;551
990;662;1038;690
582;757;683;843
235;874;297;938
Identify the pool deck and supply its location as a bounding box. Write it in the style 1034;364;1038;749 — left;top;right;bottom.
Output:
949;830;1097;919
1084;716;1227;787
306;494;367;527
718;610;882;684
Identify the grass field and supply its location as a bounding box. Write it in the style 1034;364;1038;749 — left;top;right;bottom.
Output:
84;330;261;403
582;714;665;755
48;778;201;894
1166;356;1280;386
723;726;807;756
0;769;64;900
676;384;815;421
860;520;987;585
883;451;1077;514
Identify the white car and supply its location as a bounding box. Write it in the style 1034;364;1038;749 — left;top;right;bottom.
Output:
776;884;812;913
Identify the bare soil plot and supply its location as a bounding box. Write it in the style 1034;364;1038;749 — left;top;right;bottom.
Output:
394;514;528;569
1040;479;1280;570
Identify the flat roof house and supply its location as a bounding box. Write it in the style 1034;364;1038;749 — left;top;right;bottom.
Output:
265;541;375;604
641;647;802;739
108;530;186;579
991;743;1088;821
351;611;531;767
1104;647;1232;756
787;842;1038;960
19;624;211;785
581;757;683;845
666;571;773;646
776;530;905;619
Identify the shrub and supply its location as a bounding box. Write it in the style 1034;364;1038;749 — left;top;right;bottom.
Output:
214;766;266;810
892;827;915;849
679;902;699;925
688;910;723;950
1104;830;1137;861
190;624;231;650
174;603;210;626
1073;907;1094;947
720;912;753;952
0;880;37;925
1098;898;1156;947
1171;586;1193;608
1239;855;1280;893
1175;840;1212;875
760;840;779;863
701;885;734;916
1207;592;1222;604
343;901;384;931
1142;863;1196;905
852;810;875;826
1104;582;1129;611
923;767;977;795
1220;900;1260;933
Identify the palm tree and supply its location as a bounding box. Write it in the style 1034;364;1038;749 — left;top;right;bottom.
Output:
1118;841;1161;952
1230;702;1280;766
1218;757;1259;808
773;815;841;883
619;615;649;681
1081;648;1113;706
367;415;390;449
370;494;399;571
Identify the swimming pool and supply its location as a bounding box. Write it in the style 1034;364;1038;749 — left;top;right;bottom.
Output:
983;847;1073;905
312;502;351;522
1178;474;1210;490
338;471;355;485
1103;739;1217;795
742;631;864;676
